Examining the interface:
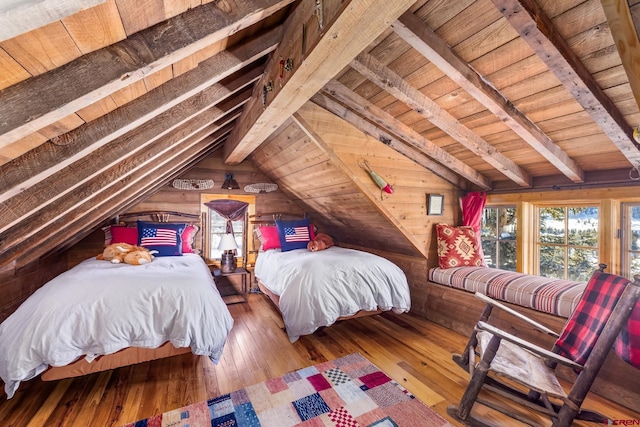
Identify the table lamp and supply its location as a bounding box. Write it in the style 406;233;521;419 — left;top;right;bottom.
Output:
218;233;238;273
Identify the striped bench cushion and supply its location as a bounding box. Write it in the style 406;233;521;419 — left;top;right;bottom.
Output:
428;267;585;318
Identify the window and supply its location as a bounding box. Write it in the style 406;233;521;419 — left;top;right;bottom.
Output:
621;203;640;280
481;206;516;270
536;206;598;282
208;211;244;261
201;194;255;264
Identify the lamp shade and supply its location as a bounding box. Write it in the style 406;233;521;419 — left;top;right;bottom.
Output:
218;233;238;251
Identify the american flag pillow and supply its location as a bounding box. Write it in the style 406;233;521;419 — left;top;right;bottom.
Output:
137;220;185;257
275;219;314;252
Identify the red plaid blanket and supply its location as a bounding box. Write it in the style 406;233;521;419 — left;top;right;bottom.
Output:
555;270;640;369
615;298;640;369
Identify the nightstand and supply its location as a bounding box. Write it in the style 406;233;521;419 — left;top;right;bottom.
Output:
212;267;249;304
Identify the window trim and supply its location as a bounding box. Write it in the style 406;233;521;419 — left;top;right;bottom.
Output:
621;202;640;279
534;204;599;280
200;194;256;265
481;205;517;271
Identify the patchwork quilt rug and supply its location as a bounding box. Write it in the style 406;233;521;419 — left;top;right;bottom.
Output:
123;352;452;427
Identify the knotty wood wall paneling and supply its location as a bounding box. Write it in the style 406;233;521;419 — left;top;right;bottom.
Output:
0;22;82;77
116;0;166;36
0;255;67;323
296;101;461;255
63;150;305;266
61;0;127;54
252;110;424;258
0;48;31;89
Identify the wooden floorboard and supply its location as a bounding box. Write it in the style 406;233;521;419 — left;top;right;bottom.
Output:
0;293;638;426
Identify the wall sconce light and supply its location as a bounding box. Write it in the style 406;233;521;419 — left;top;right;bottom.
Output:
221;173;239;190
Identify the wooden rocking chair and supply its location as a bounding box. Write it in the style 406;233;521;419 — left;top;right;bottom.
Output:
447;264;640;427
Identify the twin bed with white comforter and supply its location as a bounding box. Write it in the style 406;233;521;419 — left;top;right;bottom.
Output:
255;246;411;342
0;253;233;399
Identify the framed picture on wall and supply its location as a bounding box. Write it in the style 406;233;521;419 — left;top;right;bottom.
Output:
427;194;444;215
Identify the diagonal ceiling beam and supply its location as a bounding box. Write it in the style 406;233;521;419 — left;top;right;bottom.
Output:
223;0;417;165
351;52;532;187
600;0;640;112
492;0;640;166
0;27;279;204
0;0;293;147
317;80;491;189
0;82;252;235
7;125;233;269
311;93;474;190
0;104;243;254
392;11;584;183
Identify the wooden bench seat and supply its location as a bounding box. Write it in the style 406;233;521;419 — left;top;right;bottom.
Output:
428;266;584;318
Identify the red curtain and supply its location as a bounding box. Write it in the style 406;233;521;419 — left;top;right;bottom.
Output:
461;192;486;233
461;192;486;261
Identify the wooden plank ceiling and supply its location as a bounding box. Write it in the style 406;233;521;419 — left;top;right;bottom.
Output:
1;0;640;271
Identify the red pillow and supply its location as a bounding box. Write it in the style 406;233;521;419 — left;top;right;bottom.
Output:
257;226;281;250
436;224;485;269
181;224;199;254
110;226;138;245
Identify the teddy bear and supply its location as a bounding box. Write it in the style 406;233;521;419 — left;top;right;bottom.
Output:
96;243;156;265
307;233;335;252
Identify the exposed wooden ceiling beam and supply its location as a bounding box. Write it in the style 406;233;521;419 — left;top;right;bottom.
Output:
0;85;251;236
0;108;241;257
223;0;417;165
600;0;640;112
350;52;532;187
311;93;473;190
317;80;490;189
0;0;105;42
0;28;279;204
392;11;584;183
9;126;232;269
490;167;640;193
492;0;640;166
0;0;293;147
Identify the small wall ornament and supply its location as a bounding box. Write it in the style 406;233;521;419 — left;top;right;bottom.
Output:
171;179;214;190
359;159;393;199
427;194;444;215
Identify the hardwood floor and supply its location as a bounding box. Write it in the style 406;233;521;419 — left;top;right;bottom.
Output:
1;293;638;426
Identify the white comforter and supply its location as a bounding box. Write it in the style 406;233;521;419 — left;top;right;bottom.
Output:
255;246;410;342
0;254;234;399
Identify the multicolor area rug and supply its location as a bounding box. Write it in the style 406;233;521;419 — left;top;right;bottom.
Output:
123;353;452;426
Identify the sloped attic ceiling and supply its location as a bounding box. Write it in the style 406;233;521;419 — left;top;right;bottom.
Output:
1;0;640;271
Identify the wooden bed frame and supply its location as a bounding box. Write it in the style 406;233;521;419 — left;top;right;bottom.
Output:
42;211;203;381
42;343;190;380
